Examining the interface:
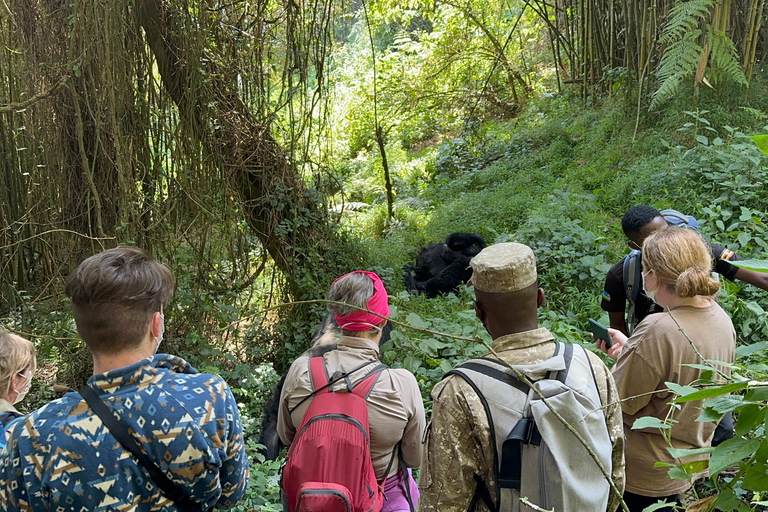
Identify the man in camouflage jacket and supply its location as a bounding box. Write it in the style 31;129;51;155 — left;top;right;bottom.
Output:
418;242;625;512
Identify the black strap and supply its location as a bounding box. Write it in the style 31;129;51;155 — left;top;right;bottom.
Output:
445;369;501;512
79;385;205;512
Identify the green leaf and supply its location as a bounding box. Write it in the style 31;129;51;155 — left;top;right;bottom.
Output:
738;232;752;247
667;446;715;458
439;360;453;373
665;382;699;396
709;437;760;475
736;342;768;357
704;396;745;414
674;382;749;402
743;462;768;491
744;387;768;402
632;417;671;430
402;355;422;374
405;312;429;329
714;488;741;510
728;259;768;273
751;134;768;156
734;404;764;436
697;407;723;423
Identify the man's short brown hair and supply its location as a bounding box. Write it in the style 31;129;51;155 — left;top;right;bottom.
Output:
65;246;173;354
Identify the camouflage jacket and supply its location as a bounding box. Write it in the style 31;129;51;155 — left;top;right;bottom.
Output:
417;328;625;512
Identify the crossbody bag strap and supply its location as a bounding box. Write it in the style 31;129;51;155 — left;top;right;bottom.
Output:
79;385;205;512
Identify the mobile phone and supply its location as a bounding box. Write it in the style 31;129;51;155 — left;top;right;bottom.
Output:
589;319;613;349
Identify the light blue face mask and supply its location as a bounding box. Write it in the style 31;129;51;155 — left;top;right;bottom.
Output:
642;270;657;302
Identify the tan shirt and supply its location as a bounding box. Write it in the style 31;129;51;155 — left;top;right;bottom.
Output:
612;302;735;496
277;335;426;481
418;328;626;512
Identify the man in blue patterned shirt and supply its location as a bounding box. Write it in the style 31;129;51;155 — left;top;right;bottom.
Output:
0;246;248;511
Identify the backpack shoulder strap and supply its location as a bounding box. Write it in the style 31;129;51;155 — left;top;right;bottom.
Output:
444;359;533;512
623;250;642;304
351;364;388;399
554;342;574;384
444;367;501;512
309;356;330;392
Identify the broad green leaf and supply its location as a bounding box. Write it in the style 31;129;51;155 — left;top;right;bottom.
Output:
667;446;715;459
735;404;764;436
743;462;768;491
736;342;768;357
666;459;708;481
674;382;749;402
697;407;723;423
402;356;422;374
751;134;768;156
709;437;760;475
728;259;768;273
405;312;428;329
714;488;740;510
744;386;768;402
632;417;671;430
738;232;752;247
706;396;745;414
439;360;453;373
665;382;698;397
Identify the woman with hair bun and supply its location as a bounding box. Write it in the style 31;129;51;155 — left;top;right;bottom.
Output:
597;227;736;512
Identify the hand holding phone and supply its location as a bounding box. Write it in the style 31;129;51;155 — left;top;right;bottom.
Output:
589;319;613;349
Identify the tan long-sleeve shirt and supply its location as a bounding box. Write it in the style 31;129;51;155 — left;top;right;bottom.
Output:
277;334;426;481
612;302;735;497
418;328;626;512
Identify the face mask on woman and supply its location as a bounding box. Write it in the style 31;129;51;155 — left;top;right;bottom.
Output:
13;371;33;404
642;269;657;302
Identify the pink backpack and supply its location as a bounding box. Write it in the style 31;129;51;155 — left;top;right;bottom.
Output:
281;357;387;512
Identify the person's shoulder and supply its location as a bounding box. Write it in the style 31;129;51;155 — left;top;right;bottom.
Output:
11;393;82;433
608;255;628;275
582;347;612;374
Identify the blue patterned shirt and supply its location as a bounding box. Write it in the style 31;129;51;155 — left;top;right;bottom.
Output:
0;354;248;511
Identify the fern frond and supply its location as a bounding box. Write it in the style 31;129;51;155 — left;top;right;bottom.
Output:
651;35;703;109
708;28;748;86
656;34;703;82
660;0;715;44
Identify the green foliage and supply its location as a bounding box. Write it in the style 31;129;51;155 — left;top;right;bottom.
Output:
652;0;747;110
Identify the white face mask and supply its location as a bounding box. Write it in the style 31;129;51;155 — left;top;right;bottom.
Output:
642;270;657;302
13;372;32;404
154;313;165;354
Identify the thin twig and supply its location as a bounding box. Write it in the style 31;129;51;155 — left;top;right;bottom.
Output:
519;497;554;512
0;75;70;113
0;229;115;250
667;309;729;381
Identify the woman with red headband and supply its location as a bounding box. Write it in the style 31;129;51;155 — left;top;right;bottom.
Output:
277;271;426;511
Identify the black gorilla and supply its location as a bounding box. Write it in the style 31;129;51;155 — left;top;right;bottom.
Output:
257;313;393;461
403;233;486;298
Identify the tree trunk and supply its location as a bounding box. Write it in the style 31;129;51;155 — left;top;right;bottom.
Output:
137;0;340;292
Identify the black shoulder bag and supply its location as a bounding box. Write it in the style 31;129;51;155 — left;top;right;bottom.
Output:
79;385;207;512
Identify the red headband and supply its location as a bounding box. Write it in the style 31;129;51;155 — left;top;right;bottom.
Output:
332;271;390;332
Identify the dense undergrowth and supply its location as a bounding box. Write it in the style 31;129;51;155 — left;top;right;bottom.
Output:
9;77;768;511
